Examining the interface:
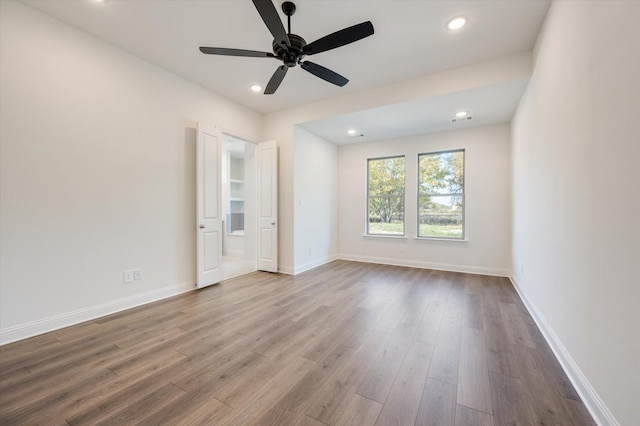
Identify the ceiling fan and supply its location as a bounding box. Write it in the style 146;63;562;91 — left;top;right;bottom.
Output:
199;0;374;94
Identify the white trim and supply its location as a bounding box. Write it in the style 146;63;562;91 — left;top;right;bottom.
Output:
362;234;407;240
509;276;619;426
222;249;244;258
222;255;254;266
413;237;468;243
338;253;509;277
278;265;294;275
293;254;339;275
0;282;195;346
242;259;257;270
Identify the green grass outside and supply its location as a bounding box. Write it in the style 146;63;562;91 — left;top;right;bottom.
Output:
369;222;463;238
419;224;463;238
368;222;404;235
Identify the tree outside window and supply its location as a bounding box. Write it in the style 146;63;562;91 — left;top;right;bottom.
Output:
367;156;405;235
418;150;464;239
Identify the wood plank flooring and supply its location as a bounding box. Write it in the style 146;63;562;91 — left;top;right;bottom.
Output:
0;260;594;425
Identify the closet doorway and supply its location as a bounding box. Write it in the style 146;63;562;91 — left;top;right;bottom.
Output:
221;133;257;280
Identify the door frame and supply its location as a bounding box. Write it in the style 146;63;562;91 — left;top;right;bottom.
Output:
196;125;278;286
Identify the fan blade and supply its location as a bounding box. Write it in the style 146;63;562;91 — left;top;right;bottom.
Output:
199;47;277;58
301;61;348;87
264;65;288;94
302;21;374;56
252;0;291;48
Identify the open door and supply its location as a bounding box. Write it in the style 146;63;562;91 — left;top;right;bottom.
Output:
196;122;223;288
258;140;278;272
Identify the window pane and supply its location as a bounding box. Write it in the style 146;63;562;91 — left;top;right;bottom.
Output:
367;156;405;235
418;150;464;239
419;195;463;238
368;157;405;196
368;196;404;235
418;151;464;195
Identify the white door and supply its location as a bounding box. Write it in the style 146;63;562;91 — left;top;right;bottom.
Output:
257;140;278;272
196;122;223;288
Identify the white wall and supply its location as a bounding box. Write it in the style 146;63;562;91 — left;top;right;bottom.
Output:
0;1;261;344
511;1;640;424
292;127;338;274
338;124;511;275
263;52;531;273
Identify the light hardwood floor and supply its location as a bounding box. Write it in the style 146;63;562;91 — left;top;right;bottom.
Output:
0;260;595;425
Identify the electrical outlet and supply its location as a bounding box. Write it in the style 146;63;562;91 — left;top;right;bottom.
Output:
133;269;142;280
123;270;134;283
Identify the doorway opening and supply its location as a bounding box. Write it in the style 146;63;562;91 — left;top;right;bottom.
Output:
221;133;257;280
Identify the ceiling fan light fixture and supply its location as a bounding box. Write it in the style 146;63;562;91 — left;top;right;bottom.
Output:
347;129;357;136
199;1;374;94
456;111;468;117
447;16;467;31
250;84;263;93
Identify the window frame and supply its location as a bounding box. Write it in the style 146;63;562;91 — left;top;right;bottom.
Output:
417;149;465;240
366;155;406;237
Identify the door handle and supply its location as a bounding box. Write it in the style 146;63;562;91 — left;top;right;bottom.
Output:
271;222;276;226
199;225;205;229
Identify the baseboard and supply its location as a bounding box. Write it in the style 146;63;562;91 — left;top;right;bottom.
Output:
338;254;510;277
278;265;294;275
0;282;195;346
222;256;256;270
293;254;339;275
242;260;257;269
509;276;619;426
222;249;244;258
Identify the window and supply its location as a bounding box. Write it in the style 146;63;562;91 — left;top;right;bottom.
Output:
367;156;405;235
418;150;464;239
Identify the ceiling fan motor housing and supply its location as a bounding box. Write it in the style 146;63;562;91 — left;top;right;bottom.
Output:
273;34;306;67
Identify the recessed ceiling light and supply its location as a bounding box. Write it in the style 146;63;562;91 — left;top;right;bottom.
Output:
250;84;262;93
456;111;468;117
347;129;357;136
447;16;467;31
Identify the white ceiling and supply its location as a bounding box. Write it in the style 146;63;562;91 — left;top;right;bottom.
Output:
20;0;549;143
299;77;531;144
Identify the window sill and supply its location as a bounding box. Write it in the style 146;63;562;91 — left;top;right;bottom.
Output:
362;234;408;240
413;236;468;243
